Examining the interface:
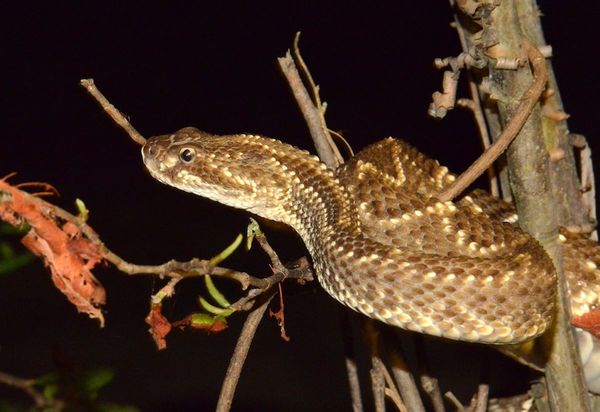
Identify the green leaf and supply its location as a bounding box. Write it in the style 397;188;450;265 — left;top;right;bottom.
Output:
198;296;233;316
80;368;114;395
204;275;231;308
208;233;243;267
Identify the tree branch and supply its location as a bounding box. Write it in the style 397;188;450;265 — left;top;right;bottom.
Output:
438;39;547;202
216;291;276;412
0;370;64;409
80;79;146;146
277;35;343;169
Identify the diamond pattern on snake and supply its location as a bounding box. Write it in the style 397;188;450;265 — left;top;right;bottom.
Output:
141;127;600;345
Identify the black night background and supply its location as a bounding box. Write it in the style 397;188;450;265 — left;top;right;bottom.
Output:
1;3;600;411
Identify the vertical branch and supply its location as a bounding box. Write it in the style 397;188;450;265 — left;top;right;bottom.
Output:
383;331;426;412
339;310;365;412
364;321;386;412
449;0;594;410
488;2;589;411
278;48;343;169
515;1;593;230
216;293;274;412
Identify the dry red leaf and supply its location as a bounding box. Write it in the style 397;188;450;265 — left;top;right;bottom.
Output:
145;304;172;350
572;309;600;340
269;283;290;342
203;319;228;334
0;179;106;326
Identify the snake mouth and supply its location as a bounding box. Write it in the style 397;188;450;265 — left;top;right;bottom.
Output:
141;142;175;185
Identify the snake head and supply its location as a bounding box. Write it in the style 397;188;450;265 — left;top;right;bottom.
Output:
142;127;292;219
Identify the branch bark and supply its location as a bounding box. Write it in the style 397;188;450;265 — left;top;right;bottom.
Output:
450;0;592;410
216;292;275;412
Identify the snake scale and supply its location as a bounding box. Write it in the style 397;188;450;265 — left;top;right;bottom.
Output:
142;127;600;345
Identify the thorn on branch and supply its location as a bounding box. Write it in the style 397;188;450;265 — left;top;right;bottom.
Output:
542;106;570;121
549;148;566;162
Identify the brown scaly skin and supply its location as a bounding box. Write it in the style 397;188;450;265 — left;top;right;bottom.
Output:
142;127;599;344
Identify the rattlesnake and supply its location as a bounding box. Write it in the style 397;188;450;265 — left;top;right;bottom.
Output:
141;127;600;345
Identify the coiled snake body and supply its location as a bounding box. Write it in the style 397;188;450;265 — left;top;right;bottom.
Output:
142;127;600;345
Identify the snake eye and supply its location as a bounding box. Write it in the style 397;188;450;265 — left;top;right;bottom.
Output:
179;148;195;163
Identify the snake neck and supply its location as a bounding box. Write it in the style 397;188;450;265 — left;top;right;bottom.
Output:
282;160;360;253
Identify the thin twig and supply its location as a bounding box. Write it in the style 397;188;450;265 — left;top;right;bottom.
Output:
277;51;341;169
384;331;426;412
445;391;465;411
150;276;182;304
339;310;365;412
215;291;276;412
379;360;408;412
458;97;501;197
472;383;489;412
291;33;345;164
80;79;147;145
216;215;293;410
415;335;446;412
363;320;386;412
370;358;386;412
33;188;275;288
1;181;312;307
438;38;548;202
254;232;286;275
0;370;63;409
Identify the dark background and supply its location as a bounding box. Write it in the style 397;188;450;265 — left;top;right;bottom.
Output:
1;2;599;411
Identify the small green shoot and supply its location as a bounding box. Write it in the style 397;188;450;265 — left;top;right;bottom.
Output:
196;232;246;323
198;296;233;316
246;217;262;250
208;233;243;267
75;198;89;221
204;275;231;308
